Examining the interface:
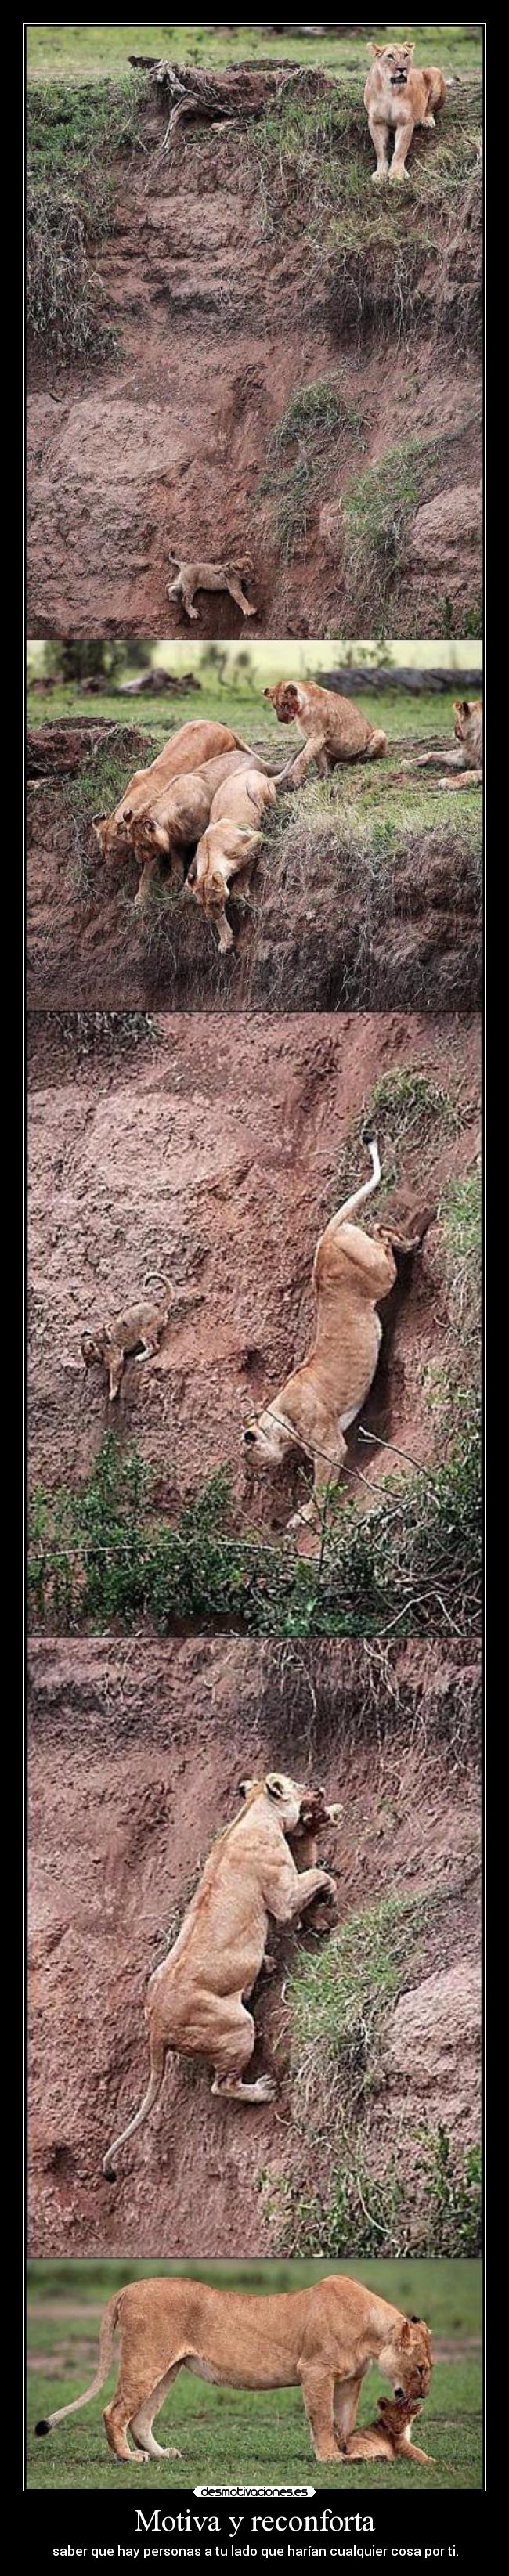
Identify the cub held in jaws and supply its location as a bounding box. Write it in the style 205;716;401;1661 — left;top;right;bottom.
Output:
34;2274;432;2467
101;1771;341;2180
364;42;447;186
81;1275;174;1402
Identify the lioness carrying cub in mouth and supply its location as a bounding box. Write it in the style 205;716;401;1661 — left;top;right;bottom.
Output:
242;1134;420;1535
364;42;448;185
101;1773;341;2180
35;2272;432;2466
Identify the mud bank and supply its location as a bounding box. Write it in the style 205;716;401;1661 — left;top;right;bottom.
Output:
27;717;482;1014
27;1008;480;1528
27;71;482;639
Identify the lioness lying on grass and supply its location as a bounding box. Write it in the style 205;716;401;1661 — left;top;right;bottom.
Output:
35;2271;432;2466
102;1773;341;2180
417;699;482;792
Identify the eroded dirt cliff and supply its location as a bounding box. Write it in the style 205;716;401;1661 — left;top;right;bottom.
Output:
27;72;482;639
27;1008;481;1531
27;718;482;1015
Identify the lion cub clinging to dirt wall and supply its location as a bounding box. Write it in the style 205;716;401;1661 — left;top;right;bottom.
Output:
81;1275;173;1402
102;1773;341;2179
167;553;257;622
364;41;447;184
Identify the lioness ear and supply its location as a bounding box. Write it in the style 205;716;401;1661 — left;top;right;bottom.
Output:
92;812;106;827
400;2319;411;2345
410;2315;421;2325
368;41;381;54
238;1777;255;1799
266;1773;285;1799
455;700;470;717
122;805;133;823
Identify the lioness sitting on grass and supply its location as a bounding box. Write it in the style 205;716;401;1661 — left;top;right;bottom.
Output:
364;42;448;185
264;680;387;785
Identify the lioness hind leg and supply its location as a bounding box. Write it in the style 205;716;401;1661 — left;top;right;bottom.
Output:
103;2400;139;2462
130;2365;182;2461
211;2002;276;2102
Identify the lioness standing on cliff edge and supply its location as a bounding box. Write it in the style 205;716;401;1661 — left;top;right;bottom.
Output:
364;42;448;184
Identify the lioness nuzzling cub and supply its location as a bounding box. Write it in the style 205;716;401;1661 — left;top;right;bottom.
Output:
35;2273;432;2466
364;42;447;185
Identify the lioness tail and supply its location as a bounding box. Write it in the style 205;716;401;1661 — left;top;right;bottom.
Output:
34;2292;121;2436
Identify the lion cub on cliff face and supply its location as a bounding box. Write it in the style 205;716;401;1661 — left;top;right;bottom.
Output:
346;2394;435;2466
81;1275;174;1402
167;554;257;622
364;42;447;184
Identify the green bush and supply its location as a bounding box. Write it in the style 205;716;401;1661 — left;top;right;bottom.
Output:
29;1402;482;1639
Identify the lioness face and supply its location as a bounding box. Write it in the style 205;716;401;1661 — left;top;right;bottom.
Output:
92;812;132;857
370;41;414;88
383;2316;432;2402
132;815;169;858
453;699;472;743
242;1405;294;1470
263;684;300;725
240;1772;319;1833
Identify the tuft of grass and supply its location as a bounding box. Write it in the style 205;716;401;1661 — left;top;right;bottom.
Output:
288;1889;433;2116
259;377;363;561
335;1066;470;1203
341;423;482;629
440;1171;482;1342
263;2129;482;2264
27;79;144;359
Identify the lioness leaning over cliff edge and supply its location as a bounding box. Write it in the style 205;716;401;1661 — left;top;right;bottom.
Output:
35;2271;432;2465
242;1133;419;1535
101;1773;341;2179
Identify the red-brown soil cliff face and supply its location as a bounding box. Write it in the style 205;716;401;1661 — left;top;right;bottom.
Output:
27;85;482;640
27;1010;480;1528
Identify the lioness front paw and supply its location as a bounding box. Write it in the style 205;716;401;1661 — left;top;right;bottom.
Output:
372;167;388;184
389;163;410;182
